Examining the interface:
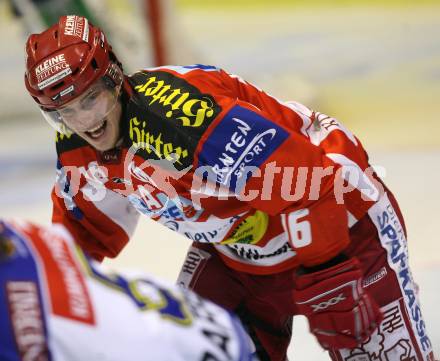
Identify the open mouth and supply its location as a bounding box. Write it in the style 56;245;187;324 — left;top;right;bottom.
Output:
85;120;107;139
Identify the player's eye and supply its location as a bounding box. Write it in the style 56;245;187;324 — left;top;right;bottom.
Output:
59;107;75;118
81;91;100;110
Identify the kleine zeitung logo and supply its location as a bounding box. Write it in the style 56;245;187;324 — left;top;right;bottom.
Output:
35;54;72;90
64;15;89;42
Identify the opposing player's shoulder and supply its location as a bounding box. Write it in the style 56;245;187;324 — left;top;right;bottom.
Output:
0;220;76;262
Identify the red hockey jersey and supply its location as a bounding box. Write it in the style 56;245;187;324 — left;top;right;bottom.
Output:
52;65;384;274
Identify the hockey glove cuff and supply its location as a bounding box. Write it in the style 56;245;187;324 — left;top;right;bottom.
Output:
294;257;383;350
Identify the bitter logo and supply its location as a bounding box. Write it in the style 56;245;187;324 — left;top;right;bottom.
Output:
134;75;217;128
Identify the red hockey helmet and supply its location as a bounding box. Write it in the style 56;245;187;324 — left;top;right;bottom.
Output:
24;15;122;110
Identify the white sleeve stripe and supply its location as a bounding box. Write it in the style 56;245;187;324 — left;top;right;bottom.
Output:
326;153;380;201
91;189;139;237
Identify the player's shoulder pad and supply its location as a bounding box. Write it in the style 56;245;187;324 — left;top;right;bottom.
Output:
132;64;221;77
124;67;223;169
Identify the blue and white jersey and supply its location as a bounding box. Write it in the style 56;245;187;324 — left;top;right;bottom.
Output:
0;220;255;361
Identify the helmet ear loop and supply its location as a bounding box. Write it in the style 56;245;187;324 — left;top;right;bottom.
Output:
103;62;123;89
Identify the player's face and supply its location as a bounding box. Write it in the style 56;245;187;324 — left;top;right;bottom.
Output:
57;79;122;151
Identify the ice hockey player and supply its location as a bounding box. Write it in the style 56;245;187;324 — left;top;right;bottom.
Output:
0;219;256;360
24;15;436;361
